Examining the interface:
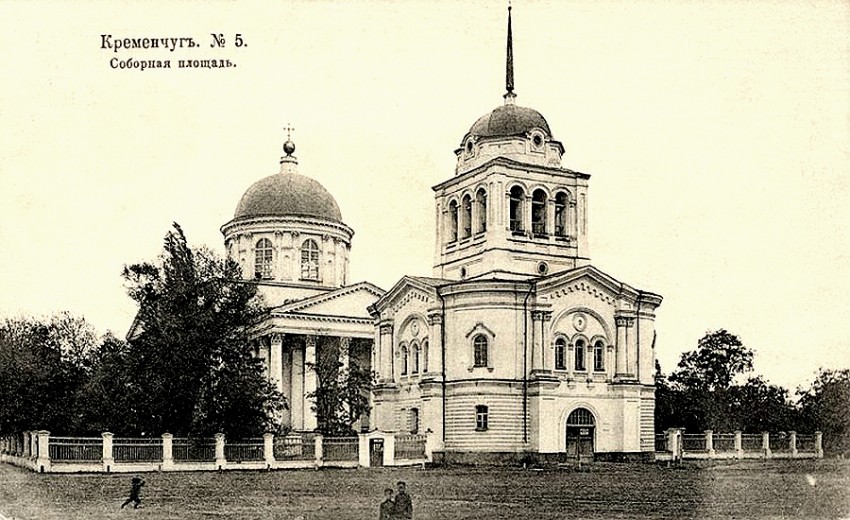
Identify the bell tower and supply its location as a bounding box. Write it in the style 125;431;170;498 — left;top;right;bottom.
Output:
432;6;590;281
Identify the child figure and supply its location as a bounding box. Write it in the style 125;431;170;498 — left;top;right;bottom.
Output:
379;487;395;520
120;476;145;509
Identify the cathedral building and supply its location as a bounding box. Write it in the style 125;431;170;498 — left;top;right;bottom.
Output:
221;136;383;432
225;7;661;462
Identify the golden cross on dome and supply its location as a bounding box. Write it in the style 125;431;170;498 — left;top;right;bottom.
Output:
284;124;295;140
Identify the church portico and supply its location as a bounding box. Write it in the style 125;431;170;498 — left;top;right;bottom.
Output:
251;326;375;432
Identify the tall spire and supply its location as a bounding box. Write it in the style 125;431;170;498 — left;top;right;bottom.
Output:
504;4;516;105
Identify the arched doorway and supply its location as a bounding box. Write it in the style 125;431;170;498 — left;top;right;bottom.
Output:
565;408;595;462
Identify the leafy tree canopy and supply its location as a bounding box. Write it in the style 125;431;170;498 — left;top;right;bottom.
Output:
669;329;754;391
116;223;286;437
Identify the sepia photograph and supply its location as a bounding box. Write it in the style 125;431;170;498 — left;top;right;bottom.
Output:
1;1;848;518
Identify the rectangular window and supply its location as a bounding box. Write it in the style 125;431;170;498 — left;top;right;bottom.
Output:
475;405;488;431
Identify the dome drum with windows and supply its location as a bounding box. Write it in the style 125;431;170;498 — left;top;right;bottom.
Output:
220;136;353;288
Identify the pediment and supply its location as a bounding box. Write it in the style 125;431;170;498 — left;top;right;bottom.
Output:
538;265;658;307
371;276;446;316
270;281;385;319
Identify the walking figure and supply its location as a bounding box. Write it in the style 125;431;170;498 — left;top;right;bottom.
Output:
120;476;145;509
378;487;395;520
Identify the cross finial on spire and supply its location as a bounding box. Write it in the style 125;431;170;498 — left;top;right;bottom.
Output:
284;124;295;141
504;3;516;105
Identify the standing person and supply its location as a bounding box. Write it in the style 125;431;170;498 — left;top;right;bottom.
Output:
378;487;395;520
120;476;145;509
393;481;413;519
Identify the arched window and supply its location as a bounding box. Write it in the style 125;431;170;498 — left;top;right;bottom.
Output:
574;339;586;371
554;192;568;237
448;200;459;243
475;405;489;431
254;238;274;279
410;408;419;434
422;339;429;373
509;186;524;232
300;239;320;280
555;337;567;370
532;189;547;236
473;334;488;368
566;408;595;427
476;188;487;234
400;345;408;376
412;343;420;374
461;194;472;239
593;340;605;371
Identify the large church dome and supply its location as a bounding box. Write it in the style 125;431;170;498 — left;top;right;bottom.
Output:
467;103;552;140
234;172;342;222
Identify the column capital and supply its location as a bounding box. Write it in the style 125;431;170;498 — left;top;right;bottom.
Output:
305;335;317;349
270;332;284;344
614;316;635;328
379;321;394;334
427;312;443;325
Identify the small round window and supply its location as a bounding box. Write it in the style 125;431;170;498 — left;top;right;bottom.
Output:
532;135;543;147
466;140;474;154
537;262;549;275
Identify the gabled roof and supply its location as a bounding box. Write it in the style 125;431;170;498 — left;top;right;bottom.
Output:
370;275;451;314
537;264;662;307
270;281;385;319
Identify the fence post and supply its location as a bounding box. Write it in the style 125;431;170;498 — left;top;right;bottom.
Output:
383;434;395;467
424;431;436;463
22;431;31;458
215;433;226;469
36;431;51;472
263;433;275;466
102;432;114;471
161;433;174;470
705;430;715;458
789;431;797;457
734;430;743;459
814;431;823;458
358;434;370;468
762;432;771;459
314;434;323;468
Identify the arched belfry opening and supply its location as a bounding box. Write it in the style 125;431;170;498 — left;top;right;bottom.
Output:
565;408;595;462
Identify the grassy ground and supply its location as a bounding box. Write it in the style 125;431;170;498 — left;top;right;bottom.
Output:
0;459;847;519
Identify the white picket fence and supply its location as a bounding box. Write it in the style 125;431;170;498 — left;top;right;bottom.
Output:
0;430;431;474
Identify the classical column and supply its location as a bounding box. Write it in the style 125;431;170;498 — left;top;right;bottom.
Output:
291;341;304;430
568;199;577;241
541;311;552;370
269;333;284;394
339;337;351;417
379;321;394;383
281;344;292;428
427;311;443;375
546;199;556;236
530;310;544;372
339;337;350;373
614;315;635;380
303;335;318;431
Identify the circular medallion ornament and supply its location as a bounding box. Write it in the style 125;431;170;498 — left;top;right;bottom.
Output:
410;320;420;337
572;313;587;332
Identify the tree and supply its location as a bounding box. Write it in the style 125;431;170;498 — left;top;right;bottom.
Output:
117;223;286;437
0;314;97;435
669;329;754;391
307;341;374;436
797;369;850;456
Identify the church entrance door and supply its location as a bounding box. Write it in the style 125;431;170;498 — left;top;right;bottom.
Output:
565;408;595;462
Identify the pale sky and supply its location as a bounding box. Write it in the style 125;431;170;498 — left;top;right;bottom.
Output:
1;0;848;393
